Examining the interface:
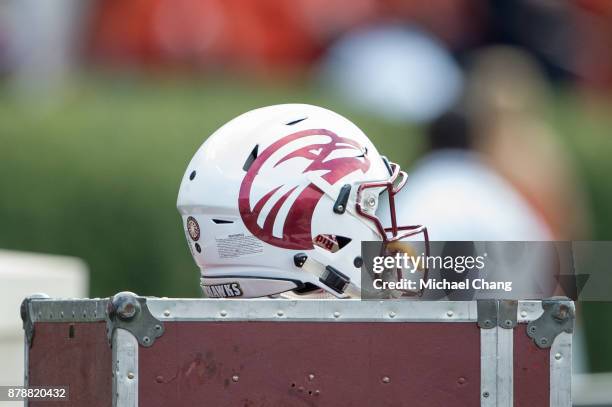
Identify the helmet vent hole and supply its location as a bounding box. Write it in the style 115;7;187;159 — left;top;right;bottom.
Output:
189;170;196;180
285;117;307;126
242;145;259;171
336;235;352;249
212;219;234;224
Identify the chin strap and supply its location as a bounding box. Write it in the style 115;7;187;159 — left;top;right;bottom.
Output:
342;282;362;298
295;253;361;298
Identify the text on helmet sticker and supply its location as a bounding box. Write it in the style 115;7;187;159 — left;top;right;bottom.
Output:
202;282;243;298
215;233;264;259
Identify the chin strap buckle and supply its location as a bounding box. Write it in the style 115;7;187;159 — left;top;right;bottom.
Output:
320;265;350;294
295;253;357;298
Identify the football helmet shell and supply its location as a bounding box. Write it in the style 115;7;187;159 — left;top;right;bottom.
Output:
177;104;425;298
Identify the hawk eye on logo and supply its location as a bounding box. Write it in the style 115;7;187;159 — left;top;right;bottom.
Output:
238;129;370;250
186;216;200;241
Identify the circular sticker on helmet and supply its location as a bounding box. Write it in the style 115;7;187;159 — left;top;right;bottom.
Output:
186;216;200;241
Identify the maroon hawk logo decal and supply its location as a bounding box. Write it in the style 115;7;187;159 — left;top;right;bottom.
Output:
239;129;370;250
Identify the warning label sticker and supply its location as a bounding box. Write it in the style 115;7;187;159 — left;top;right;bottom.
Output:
216;233;264;259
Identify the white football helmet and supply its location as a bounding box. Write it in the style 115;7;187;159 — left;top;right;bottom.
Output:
177;104;427;298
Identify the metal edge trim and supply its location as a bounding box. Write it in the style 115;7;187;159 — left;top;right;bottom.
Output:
496;327;514;407
480;327;497;406
25;297;547;323
28;299;108;323
550;331;572;407
112;328;138;407
146;299;479;322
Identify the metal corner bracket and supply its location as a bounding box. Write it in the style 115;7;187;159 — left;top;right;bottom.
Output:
477;299;498;329
106;291;165;348
497;300;518;329
526;297;575;349
477;299;518;330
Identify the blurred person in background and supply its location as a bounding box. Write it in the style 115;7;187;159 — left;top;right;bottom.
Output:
387;109;559;302
465;46;591;240
396;109;552;242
